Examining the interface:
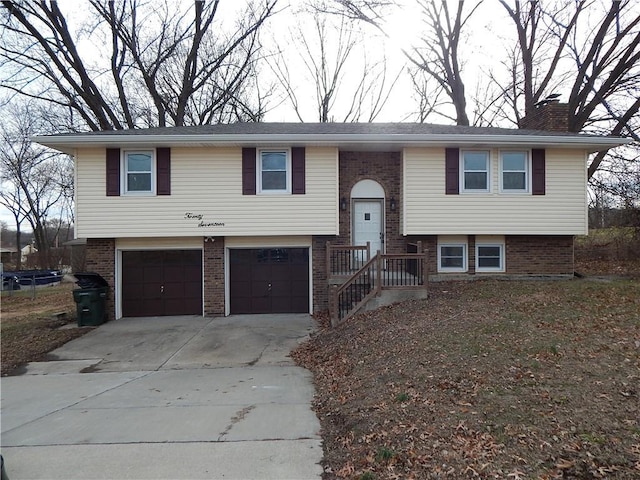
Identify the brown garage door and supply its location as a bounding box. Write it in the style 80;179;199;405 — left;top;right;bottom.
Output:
122;250;202;317
229;248;309;314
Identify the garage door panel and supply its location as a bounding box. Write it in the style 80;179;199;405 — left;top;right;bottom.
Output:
229;248;309;314
290;296;309;312
290;281;309;296
122;250;202;317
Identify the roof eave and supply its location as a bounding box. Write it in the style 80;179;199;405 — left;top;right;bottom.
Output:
33;133;631;154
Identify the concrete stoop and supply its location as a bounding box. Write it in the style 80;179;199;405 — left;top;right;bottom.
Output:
362;289;429;312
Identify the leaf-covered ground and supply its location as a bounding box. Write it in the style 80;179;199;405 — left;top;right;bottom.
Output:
1;283;93;376
293;279;640;479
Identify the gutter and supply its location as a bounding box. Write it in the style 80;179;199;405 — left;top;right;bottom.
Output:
33;132;631;154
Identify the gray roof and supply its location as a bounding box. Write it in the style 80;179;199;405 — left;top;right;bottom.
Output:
34;122;630;154
50;122;583;137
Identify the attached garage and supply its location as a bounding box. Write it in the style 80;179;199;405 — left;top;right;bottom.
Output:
229;248;310;314
121;250;202;317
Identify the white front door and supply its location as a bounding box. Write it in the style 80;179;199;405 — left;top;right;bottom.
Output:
353;200;384;260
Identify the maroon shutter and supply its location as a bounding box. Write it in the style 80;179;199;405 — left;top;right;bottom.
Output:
156;147;171;195
291;147;306;194
445;147;459;194
106;148;120;196
532;148;546;195
242;147;256;195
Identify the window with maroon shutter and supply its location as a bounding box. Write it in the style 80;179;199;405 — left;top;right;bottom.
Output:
242;148;257;195
106;148;121;196
291;147;305;194
532;148;546;195
445;148;459;194
156;147;171;195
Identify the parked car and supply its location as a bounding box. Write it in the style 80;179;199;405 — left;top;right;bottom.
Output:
2;273;21;291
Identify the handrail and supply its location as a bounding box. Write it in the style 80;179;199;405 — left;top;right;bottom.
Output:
330;254;380;325
329;249;429;326
326;241;371;278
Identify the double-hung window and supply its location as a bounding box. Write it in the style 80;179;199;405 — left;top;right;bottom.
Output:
259;150;290;193
124;151;154;194
438;244;467;272
476;244;504;272
501;151;528;192
461;151;490;192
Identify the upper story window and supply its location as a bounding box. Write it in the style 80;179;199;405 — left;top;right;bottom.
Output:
124;151;154;194
461;151;490;192
259;150;290;193
501;151;528;192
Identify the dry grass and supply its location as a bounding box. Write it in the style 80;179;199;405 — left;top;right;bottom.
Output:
294;278;640;479
1;283;93;375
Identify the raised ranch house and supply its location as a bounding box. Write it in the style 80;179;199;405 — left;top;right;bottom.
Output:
34;103;628;323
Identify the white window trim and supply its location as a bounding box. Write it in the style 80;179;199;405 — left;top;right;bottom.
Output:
437;242;468;273
499;150;530;193
257;148;291;194
460;150;491;193
476;243;505;272
122;150;156;195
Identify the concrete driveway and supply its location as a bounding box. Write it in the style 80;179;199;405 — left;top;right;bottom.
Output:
1;314;323;480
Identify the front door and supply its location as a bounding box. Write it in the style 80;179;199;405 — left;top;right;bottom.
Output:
353;200;384;260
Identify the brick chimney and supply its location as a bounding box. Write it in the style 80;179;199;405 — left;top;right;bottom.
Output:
520;101;570;132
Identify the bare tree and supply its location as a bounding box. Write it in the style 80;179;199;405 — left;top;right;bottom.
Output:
1;0;278;131
499;0;640;178
406;1;483;126
268;4;400;122
0;102;73;268
310;0;393;32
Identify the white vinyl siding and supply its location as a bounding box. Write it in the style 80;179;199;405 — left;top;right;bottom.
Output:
403;147;588;235
75;147;338;238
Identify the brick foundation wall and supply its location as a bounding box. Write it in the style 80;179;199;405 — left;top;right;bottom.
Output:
312;235;335;312
85;238;116;321
204;237;225;316
338;151;403;253
506;235;574;275
404;235;574;277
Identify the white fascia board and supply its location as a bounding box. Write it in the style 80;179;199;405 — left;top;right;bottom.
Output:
33;132;631;154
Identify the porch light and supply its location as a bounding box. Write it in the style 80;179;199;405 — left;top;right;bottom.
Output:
390;197;396;211
340;197;347;211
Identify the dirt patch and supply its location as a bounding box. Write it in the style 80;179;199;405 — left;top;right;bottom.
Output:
293;279;640;479
1;283;93;375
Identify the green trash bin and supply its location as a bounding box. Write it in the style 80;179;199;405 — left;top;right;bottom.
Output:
73;273;109;326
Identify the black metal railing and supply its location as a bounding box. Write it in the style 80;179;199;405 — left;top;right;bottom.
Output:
331;255;378;324
329;248;428;325
326;242;371;278
380;254;425;287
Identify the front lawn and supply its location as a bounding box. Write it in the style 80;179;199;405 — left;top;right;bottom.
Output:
294;279;640;479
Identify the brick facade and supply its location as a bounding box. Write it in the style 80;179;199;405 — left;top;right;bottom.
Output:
204;237;225;315
85;238;116;321
505;235;574;275
338;151;403;253
312;235;334;312
407;235;574;278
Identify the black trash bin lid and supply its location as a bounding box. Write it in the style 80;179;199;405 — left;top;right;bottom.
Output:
73;272;109;288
